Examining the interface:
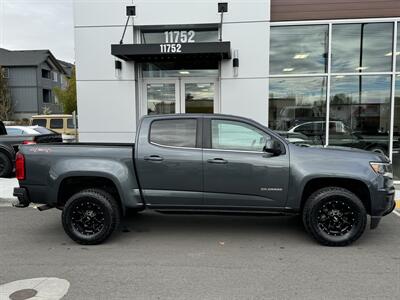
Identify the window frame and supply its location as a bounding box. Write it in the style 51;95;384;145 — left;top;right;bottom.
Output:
2;67;9;78
209;119;270;153
203;117;286;154
148;117;202;149
269;19;399;169
41;69;51;79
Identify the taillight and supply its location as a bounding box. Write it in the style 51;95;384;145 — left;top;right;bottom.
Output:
15;152;25;180
22;140;36;145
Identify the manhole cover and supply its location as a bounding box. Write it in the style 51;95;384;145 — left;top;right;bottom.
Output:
9;289;37;300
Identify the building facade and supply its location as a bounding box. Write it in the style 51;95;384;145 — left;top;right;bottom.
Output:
73;0;400;181
0;48;69;119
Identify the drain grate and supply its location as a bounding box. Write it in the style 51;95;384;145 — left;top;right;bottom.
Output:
9;289;38;300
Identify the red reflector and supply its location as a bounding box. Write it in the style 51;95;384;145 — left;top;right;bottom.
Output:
15;152;25;180
22;140;36;145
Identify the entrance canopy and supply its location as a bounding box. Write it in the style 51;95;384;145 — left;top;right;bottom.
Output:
111;42;231;62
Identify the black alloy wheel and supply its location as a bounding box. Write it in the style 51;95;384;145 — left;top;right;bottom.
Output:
303;187;367;246
316;198;357;237
62;189;120;245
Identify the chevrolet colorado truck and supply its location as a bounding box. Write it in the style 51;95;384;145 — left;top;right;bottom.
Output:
13;114;396;246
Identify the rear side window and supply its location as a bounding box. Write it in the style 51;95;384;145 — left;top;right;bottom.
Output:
150;119;197;148
32;119;47;127
50;119;63;129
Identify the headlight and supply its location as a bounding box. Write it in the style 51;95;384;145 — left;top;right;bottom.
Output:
370;162;393;177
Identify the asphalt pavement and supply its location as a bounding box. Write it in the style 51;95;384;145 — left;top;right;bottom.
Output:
0;204;400;299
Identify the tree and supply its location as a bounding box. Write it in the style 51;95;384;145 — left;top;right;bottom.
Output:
54;67;77;114
0;66;13;120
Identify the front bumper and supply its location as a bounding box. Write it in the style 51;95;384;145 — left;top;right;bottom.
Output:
370;187;395;229
13;187;30;208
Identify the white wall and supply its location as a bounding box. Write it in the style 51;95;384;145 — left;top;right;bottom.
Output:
74;0;270;142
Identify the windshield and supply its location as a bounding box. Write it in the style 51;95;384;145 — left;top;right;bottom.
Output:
32;127;58;135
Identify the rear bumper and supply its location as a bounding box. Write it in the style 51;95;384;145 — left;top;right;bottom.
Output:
13;187;30;208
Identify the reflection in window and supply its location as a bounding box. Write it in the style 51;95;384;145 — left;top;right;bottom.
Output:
147;83;175;115
330;75;391;154
332;23;393;73
150;119;197;148
185;83;214;113
211;120;269;151
270;25;328;74
269;77;327;145
393;77;400;180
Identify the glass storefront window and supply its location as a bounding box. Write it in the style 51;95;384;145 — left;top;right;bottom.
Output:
142;62;218;78
270;25;328;74
147;83;176;115
185;83;214;113
269;77;327;145
393;76;400;180
332;23;393;73
330;75;391;154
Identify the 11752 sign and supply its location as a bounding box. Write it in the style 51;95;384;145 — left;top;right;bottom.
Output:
160;30;196;53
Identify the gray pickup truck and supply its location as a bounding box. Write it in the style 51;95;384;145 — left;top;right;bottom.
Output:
13;114;395;246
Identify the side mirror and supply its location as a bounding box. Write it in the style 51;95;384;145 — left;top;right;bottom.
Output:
263;139;282;156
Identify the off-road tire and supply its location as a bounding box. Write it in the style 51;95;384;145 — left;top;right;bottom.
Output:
62;188;120;245
303;187;367;247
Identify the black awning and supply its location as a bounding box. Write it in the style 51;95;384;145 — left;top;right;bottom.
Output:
111;42;231;62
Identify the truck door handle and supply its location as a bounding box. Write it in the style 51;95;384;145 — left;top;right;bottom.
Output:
207;158;228;164
144;155;164;162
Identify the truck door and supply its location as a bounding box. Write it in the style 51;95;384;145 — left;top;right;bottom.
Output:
203;118;289;208
135;117;203;207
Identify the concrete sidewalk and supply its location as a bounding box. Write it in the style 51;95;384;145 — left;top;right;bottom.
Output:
0;178;17;201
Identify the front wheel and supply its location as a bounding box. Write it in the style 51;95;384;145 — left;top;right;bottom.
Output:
62;188;120;245
303;187;367;246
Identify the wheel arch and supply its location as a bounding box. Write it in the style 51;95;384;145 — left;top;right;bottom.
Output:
300;177;372;214
57;175;125;214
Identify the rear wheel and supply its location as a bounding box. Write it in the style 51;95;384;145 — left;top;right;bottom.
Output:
0;152;12;178
62;188;120;245
303;187;367;246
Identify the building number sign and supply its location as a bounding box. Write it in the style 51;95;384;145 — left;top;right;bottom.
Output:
160;30;196;53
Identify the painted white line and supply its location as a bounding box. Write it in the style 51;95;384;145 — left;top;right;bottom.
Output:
392;210;400;217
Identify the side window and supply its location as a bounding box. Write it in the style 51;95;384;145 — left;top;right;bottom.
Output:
50;119;63;129
211;120;269;151
150;119;197;148
67;118;77;129
31;119;47;127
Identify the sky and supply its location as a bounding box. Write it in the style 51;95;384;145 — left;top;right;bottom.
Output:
0;0;75;63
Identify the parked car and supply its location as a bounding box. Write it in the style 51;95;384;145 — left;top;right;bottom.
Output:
0;121;15;177
31;114;78;142
288;120;397;155
275;106;322;131
13;114;395;246
0;124;62;177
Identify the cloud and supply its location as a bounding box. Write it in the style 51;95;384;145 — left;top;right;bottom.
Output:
0;0;74;62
